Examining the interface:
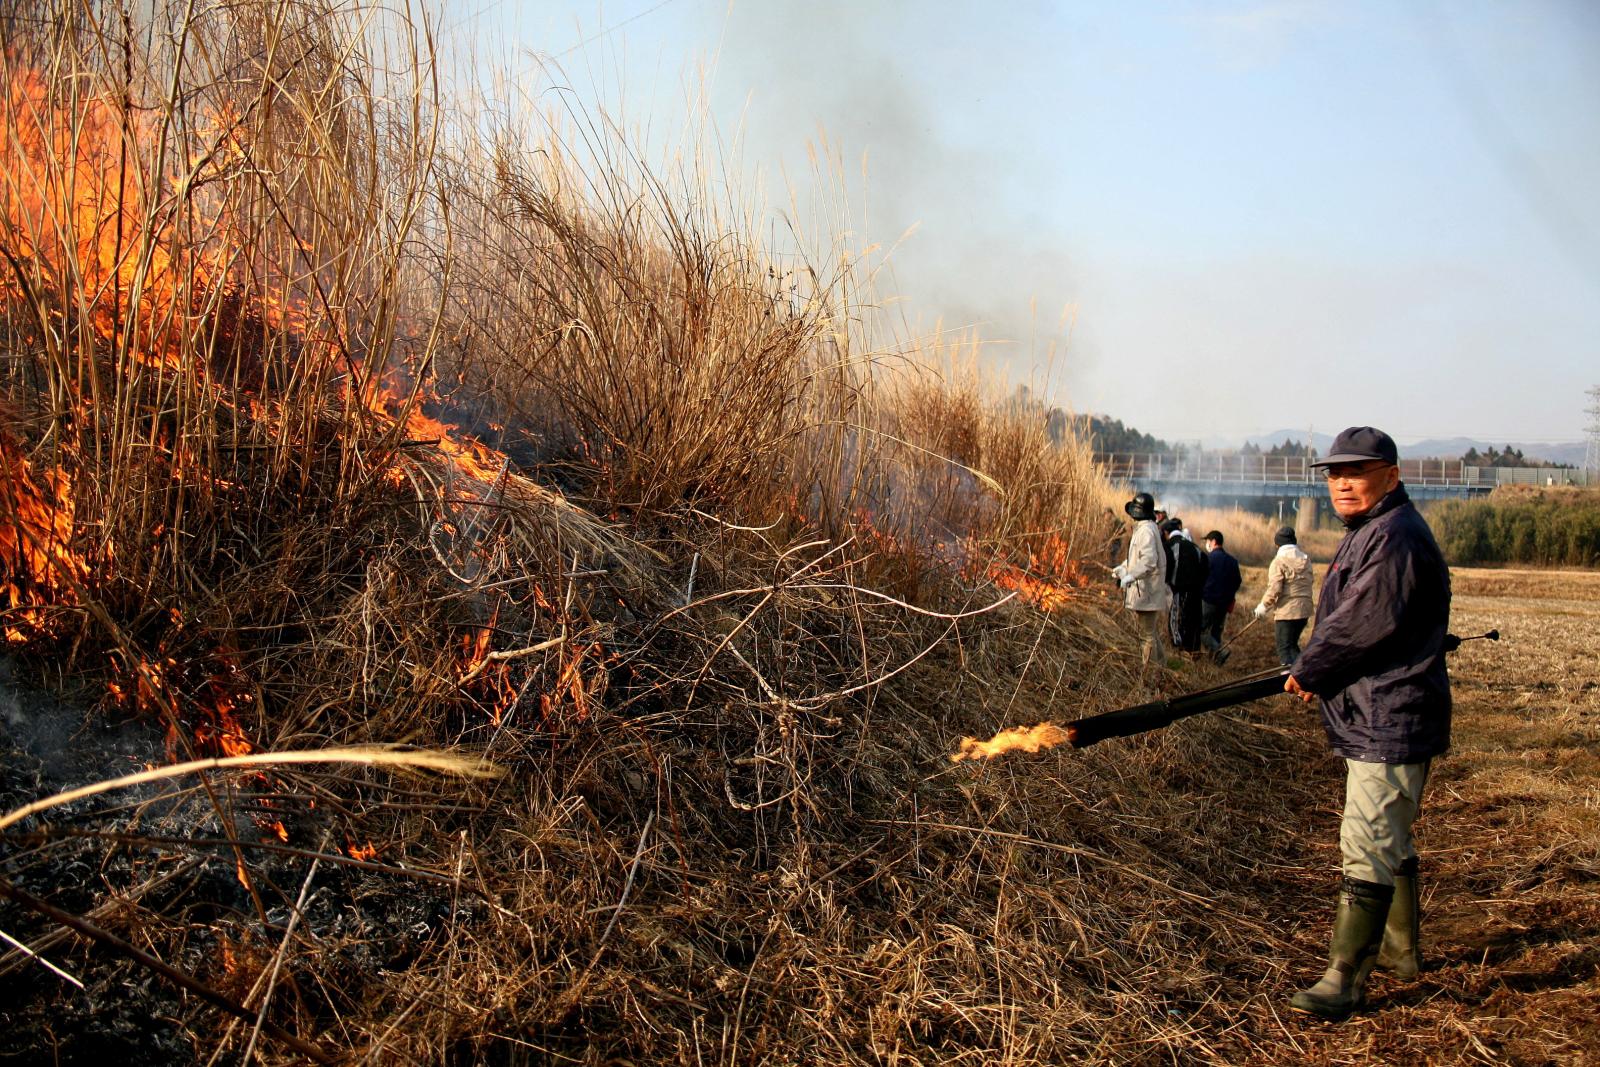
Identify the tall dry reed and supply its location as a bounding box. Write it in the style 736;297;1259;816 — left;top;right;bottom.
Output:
1167;503;1342;563
0;5;1241;1066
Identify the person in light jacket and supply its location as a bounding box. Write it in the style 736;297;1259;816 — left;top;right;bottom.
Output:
1254;525;1314;664
1111;491;1170;665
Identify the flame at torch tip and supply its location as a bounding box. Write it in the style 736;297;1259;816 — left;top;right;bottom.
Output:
950;721;1070;762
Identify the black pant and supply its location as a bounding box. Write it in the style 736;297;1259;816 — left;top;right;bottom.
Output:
1200;600;1229;650
1169;589;1204;651
1275;617;1308;665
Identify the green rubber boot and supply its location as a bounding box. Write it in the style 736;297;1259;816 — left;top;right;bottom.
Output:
1376;856;1421;979
1290;877;1394;1021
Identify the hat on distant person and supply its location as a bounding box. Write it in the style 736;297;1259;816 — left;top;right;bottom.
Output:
1161;517;1183;534
1124;491;1157;521
1309;426;1399;468
1273;525;1297;546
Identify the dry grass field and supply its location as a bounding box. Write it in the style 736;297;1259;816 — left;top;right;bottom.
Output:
1173;505;1343;565
1204;563;1600;1065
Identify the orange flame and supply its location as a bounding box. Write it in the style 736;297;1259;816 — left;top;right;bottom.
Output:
981;534;1092;613
458;611;520;722
179;687;254;758
538;640;610;722
353;369;512;492
0;434;85;644
1;67;224;368
989;569;1075;612
402;405;505;484
461;625;493;672
951;722;1069;762
346;840;379;862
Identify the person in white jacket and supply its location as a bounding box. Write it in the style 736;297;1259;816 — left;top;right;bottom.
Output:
1111;491;1171;665
1254;525;1315;664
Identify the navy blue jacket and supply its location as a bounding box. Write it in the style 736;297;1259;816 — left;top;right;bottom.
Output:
1202;547;1241;607
1292;486;1452;763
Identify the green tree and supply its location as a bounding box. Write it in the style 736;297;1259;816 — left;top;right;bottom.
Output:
1267;438;1311;458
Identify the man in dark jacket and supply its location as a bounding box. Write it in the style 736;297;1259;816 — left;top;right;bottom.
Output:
1162;518;1208;652
1199;530;1241;664
1284;426;1451;1021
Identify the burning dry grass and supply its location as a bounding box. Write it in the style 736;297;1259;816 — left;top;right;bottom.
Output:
0;2;1137;1062
4;3;1593;1065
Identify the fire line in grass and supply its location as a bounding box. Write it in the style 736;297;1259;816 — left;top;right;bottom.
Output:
975;533;1095;613
2;65;305;366
951;721;1069;762
0;433;85;646
1;55;569;744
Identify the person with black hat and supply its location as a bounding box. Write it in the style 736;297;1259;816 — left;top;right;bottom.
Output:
1110;491;1170;665
1283;426;1452;1022
1253;525;1314;665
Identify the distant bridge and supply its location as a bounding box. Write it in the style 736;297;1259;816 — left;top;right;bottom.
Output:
1096;453;1592;525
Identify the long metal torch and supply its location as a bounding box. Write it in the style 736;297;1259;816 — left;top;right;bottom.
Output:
1063;630;1499;750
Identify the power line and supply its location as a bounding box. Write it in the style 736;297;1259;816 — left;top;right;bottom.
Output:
1585;385;1600;474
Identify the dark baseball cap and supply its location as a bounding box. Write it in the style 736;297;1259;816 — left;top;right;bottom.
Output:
1309;426;1398;468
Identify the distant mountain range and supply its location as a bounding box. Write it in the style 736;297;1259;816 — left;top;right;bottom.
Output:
1243;431;1587;467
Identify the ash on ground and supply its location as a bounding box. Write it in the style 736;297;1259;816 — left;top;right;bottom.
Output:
0;655;475;1065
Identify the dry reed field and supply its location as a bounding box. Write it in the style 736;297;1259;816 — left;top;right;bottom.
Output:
1169;505;1343;565
3;3;1597;1064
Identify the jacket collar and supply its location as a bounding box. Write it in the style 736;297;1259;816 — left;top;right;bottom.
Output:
1341;483;1410;530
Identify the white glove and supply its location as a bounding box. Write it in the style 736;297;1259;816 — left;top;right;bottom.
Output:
1120;574;1137;589
1111;564;1126;581
1253;603;1268;620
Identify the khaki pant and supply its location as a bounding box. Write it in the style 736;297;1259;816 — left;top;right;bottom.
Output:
1134;609;1165;665
1340;758;1430;885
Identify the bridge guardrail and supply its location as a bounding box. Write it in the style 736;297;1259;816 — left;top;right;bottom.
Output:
1095;454;1593;488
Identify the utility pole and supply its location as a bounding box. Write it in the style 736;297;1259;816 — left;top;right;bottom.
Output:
1587;385;1600;477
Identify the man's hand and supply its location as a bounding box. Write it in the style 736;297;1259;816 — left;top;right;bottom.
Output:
1119;574;1137;589
1253;603;1268;620
1284;674;1317;704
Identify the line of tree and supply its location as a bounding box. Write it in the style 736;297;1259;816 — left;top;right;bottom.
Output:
1240;438;1313;459
1460;445;1571;469
1077;415;1174;454
1008;388;1574;471
1009;388;1176;453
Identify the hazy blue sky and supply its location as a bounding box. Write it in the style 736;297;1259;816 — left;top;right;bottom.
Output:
440;1;1600;447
